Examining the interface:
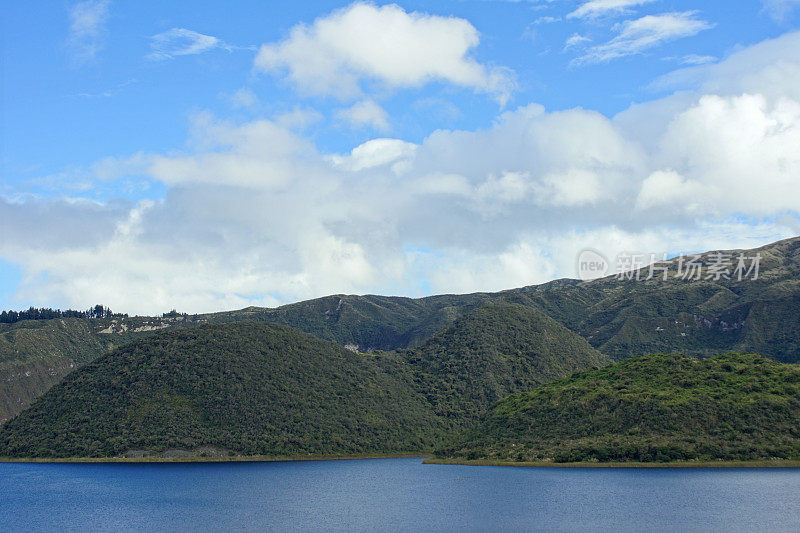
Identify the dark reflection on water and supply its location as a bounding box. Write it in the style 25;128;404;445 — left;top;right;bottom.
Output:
2;458;799;532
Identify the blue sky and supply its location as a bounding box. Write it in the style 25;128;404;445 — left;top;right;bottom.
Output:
2;1;800;314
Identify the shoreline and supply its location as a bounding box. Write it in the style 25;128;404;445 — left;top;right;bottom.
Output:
423;458;800;468
3;454;799;467
0;452;430;464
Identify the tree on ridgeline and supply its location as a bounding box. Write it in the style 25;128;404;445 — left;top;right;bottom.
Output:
0;305;128;324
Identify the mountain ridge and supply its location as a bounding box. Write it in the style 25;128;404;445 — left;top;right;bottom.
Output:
2;235;799;424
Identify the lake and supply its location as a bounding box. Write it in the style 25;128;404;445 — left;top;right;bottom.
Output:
1;458;799;532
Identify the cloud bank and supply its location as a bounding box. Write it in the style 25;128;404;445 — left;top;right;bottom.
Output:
5;20;800;315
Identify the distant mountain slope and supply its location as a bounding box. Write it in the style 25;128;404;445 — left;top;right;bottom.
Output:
203;292;495;351
2;236;800;425
0;316;185;424
438;353;800;463
227;236;800;363
0;323;444;458
509;236;800;362
391;303;610;432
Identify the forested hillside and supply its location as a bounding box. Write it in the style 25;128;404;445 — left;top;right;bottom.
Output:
2;236;800;426
387;303;609;432
0;316;188;424
0;323;445;458
438;353;800;463
0;301;613;458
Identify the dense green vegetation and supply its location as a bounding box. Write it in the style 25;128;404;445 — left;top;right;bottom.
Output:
0;323;445;458
2;236;800;430
0;316;192;424
3;302;799;461
438;353;800;463
0;304;610;458
0;292;494;424
389;303;609;432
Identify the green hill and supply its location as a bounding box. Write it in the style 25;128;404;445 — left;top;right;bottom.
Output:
0;293;494;424
0;316;185;424
0;323;444;458
3;236;800;426
0;304;612;459
392;303;610;432
438;353;800;463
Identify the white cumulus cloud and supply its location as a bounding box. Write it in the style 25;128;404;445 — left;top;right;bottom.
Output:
652;30;800;102
254;2;516;104
330;138;418;172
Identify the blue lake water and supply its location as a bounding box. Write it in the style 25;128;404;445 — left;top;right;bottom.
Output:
1;458;799;532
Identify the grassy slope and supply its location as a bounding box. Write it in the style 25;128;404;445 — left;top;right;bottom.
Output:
0;323;445;458
439;353;800;463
